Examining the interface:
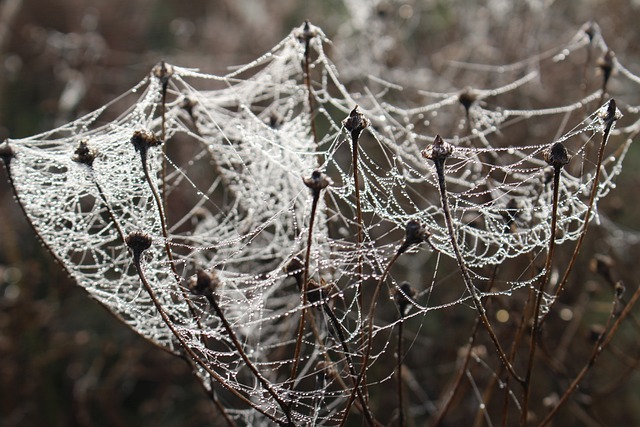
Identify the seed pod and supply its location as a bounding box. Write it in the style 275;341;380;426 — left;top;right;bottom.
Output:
125;231;153;256
343;105;370;137
544;142;570;169
398;219;430;254
72;140;97;167
303;170;332;194
422;134;453;163
394;282;416;317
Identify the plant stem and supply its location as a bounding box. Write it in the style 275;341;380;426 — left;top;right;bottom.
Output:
128;244;287;426
541;99;619;326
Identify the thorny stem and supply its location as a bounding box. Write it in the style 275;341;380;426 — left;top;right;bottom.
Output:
538;282;640;426
423;135;524;384
541;99;619;327
522;142;568;426
126;238;286;426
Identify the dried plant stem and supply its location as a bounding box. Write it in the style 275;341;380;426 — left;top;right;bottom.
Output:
397;319;405;427
128;247;286;426
302;21;318;146
207;287;294;425
542;99;619;326
430;148;523;384
137;145;203;325
521;158;563;426
290;186;321;386
430;319;480;427
538;283;640;426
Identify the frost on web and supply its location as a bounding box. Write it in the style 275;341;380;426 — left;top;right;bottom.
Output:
1;20;637;425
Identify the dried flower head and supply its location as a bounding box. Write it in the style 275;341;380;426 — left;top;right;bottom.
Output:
0;141;15;166
544;142;570;169
398;219;430;254
422;135;453;163
394;282;416;317
72;140;97;167
303;170;333;194
294;20;319;44
458;87;478;112
125;231;153;256
131;130;163;155
597;50;615;83
153;61;174;86
188;268;220;296
343;105;370;136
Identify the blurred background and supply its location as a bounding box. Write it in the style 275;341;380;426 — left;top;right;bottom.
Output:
1;0;640;426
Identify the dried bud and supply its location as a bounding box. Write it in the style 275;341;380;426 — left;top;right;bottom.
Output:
303;170;332;194
188;269;220;296
0;141;15;167
343;105;370;137
598;98;621;125
614;281;625;300
153;61;173;86
398;219;430;254
588;324;606;342
597;50;615;84
544;142;570;169
125;231;153;255
181;97;197;118
131;130;163;155
590;254;614;282
306;279;325;305
284;257;304;289
72;140;97;167
394;282;416;317
458;87;477;113
422;135;453;163
295;20;319;44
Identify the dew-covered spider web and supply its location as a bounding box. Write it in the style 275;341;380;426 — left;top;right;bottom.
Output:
2;20;638;426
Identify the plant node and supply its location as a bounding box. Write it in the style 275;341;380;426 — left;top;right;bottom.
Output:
72;140;98;167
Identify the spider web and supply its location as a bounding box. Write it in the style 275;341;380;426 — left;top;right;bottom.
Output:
2;20;637;425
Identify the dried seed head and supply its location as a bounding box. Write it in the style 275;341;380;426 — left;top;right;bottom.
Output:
284;257;304;289
153;61;173;86
188;268;220;296
614;281;625;300
399;219;430;254
343;105;370;136
72;140;97;167
422;134;453;163
125;231;153;255
295;20;319;44
306;278;325;305
590;254;614;281
131;130;162;154
0;141;15;166
458;87;477;113
588;324;606;342
597;50;615;83
598;98;621;125
544;142;570;169
303;170;332;194
394;282;416;317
